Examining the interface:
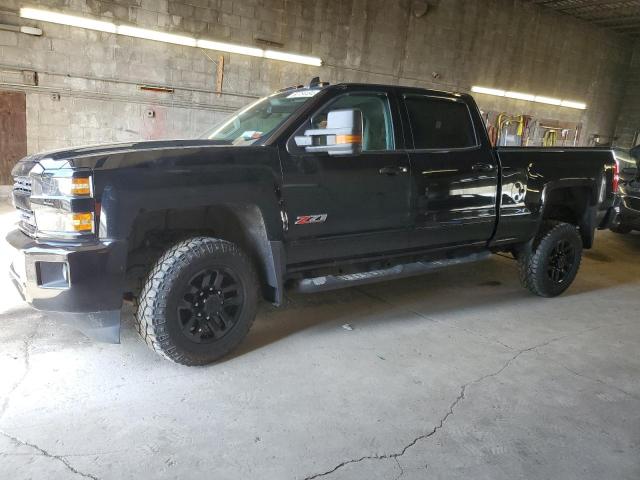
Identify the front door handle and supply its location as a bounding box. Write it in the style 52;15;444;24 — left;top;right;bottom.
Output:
379;166;408;176
471;163;495;173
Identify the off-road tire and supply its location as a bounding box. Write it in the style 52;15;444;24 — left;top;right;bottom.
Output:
518;221;583;297
136;237;259;366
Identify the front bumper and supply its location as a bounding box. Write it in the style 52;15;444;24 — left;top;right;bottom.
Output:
7;229;128;343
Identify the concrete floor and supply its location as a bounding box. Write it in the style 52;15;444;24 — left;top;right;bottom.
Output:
0;203;639;480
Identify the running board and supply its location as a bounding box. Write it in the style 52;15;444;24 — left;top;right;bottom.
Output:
292;251;491;293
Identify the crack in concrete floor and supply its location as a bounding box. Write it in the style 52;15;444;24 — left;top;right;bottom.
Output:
0;431;100;480
301;289;635;480
1;262;637;480
0;321;101;480
302;383;466;480
393;457;404;480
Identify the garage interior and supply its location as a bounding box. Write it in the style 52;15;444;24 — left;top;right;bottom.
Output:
0;0;639;479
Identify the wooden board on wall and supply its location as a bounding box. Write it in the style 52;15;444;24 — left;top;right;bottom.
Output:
0;91;27;185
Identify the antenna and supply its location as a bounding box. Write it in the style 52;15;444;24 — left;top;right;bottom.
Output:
309;77;329;88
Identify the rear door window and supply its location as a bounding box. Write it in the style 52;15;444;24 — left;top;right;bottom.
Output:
404;95;477;150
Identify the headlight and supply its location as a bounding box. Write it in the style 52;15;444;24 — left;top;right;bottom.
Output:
32;173;92;197
32;204;95;236
29;169;96;239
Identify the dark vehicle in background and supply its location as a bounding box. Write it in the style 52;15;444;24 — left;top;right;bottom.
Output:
8;80;618;365
611;146;640;234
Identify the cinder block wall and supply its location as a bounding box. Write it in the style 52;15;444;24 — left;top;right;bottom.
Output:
614;41;640;148
0;0;633;155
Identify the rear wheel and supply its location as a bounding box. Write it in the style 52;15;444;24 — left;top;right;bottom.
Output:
518;221;583;297
136;237;259;366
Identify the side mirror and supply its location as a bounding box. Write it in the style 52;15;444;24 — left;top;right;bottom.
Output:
295;108;363;156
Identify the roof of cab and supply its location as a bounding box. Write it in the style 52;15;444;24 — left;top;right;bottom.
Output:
286;81;467;100
275;80;471;104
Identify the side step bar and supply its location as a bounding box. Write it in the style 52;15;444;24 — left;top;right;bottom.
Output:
292;251;492;293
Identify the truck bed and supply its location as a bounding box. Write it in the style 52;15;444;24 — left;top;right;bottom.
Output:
491;147;617;247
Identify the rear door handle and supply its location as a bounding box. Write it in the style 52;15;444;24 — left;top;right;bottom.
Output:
471;163;495;172
379;166;408;176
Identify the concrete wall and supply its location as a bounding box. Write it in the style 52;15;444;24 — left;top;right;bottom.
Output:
0;0;633;157
614;41;640;149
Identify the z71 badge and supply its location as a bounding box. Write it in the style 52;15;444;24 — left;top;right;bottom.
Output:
295;214;327;225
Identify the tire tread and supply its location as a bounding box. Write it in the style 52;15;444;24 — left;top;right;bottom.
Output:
135;237;258;365
518;221;582;297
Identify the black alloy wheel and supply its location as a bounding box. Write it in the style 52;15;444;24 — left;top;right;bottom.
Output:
547;239;576;285
518;221;583;297
136;237;259;366
178;268;244;343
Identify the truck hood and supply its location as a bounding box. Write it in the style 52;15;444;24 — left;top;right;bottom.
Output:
11;139;237;176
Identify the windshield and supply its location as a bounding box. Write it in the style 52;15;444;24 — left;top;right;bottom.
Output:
201;89;322;145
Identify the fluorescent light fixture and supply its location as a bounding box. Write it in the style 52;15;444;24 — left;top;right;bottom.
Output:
471;85;587;110
264;50;323;66
560;100;587;110
197;41;322;65
197;39;263;57
196;41;322;65
118;25;196;47
471;86;505;97
19;7;323;66
505;91;535;101
534;96;562;106
20;7;116;33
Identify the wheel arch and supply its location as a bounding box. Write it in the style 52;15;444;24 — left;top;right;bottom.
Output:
539;179;599;248
126;204;285;305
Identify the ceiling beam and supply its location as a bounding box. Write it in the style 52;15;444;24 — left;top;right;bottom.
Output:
526;0;640;38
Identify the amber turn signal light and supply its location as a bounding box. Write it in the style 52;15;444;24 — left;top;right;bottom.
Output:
72;212;94;232
71;177;91;196
335;134;362;145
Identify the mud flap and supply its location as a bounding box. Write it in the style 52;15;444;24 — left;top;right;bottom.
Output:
51;310;121;344
579;206;597;248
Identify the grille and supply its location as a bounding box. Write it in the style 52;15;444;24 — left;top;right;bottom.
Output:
13;176;36;237
17;208;36;236
13;176;32;194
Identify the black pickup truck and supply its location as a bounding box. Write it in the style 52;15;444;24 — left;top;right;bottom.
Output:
8;80;618;365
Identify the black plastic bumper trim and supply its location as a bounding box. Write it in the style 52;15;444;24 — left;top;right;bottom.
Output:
6;229;128;314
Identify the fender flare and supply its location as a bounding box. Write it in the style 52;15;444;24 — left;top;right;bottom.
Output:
230;204;286;305
538;178;599;248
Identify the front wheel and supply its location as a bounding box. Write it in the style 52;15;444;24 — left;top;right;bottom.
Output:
136;237;259;366
518;222;583;297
